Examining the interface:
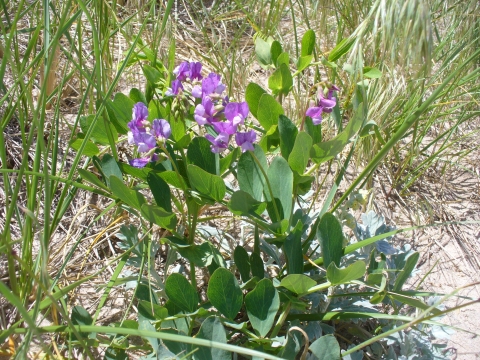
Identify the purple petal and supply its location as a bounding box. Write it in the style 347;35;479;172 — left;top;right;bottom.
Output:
173;61;190;81
170;79;183;95
213;121;236;135
235;130;256;153
129;157;151;168
152;119;171;140
306;106;322;118
192;85;203;98
225;102;249;126
194;104;208;125
189;62;203;80
306;107;323;125
201;73;225;98
135;132;157;152
132;102;148;126
318;97;336;108
205;133;229;153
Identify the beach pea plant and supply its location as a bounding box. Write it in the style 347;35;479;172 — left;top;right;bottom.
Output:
72;32;452;359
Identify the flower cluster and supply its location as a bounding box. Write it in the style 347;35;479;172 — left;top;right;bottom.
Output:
127;102;171;168
305;84;340;125
170;61;256;153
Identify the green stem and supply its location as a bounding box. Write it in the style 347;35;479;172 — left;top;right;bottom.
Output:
270;302;291;338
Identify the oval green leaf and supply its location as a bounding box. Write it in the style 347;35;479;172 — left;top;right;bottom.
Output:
207;268;243;320
165;273;199;313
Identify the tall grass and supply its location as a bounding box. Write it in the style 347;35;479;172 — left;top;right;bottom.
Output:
0;0;478;357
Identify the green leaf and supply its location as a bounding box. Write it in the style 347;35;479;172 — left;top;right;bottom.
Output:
301;29;316;56
283;221;304;274
104;347;128;360
118;162;151;181
305;117;322;144
268;63;293;96
327;261;366;286
297;55;313;72
78;169;108;190
148;99;168;121
172;242;217;267
80;115;118;145
187;137;217;175
207;268;243;320
328;37;355;62
233;246;251;282
143;64;162;84
69;138;100;157
71;305;93;339
257;93;284;131
219;147;239;175
237;145;267;202
265;156;293;222
245;279;280;337
71;305;93;326
169;116;186;143
310;103;364;163
250;252;264;279
276;52;290;67
394;252;419;291
138;300;169;320
288;132;312;174
255;37;272;66
165;273;199;313
140;204;177;231
129;88;146;104
270;40;283;66
309;335;341;360
363;66;382;79
280;274;317;296
193;317;230;360
147;172;172;212
278;115;298;160
245;83;267;119
158;171;187;190
105;93;135;134
228;190;266;216
101;154;122;187
110;176;146;210
317;212;344;268
187;164;225;202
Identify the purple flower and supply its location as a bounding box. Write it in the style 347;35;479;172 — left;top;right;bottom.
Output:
200;73;226;98
327;84;340;99
166;79;183;96
305;85;339;125
129;156;152;168
318;91;337;113
225;102;249;126
151;119;171;142
192;85;203;98
189;62;203;81
194;97;220;125
235;130;256;152
131;102;149;128
213;121;236;135
173;61;190;81
305;105;323;125
205;133;229;153
128;130;156;153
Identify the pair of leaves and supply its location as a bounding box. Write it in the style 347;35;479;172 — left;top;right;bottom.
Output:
110;176;176;230
233;246;264;282
236;145;293;223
